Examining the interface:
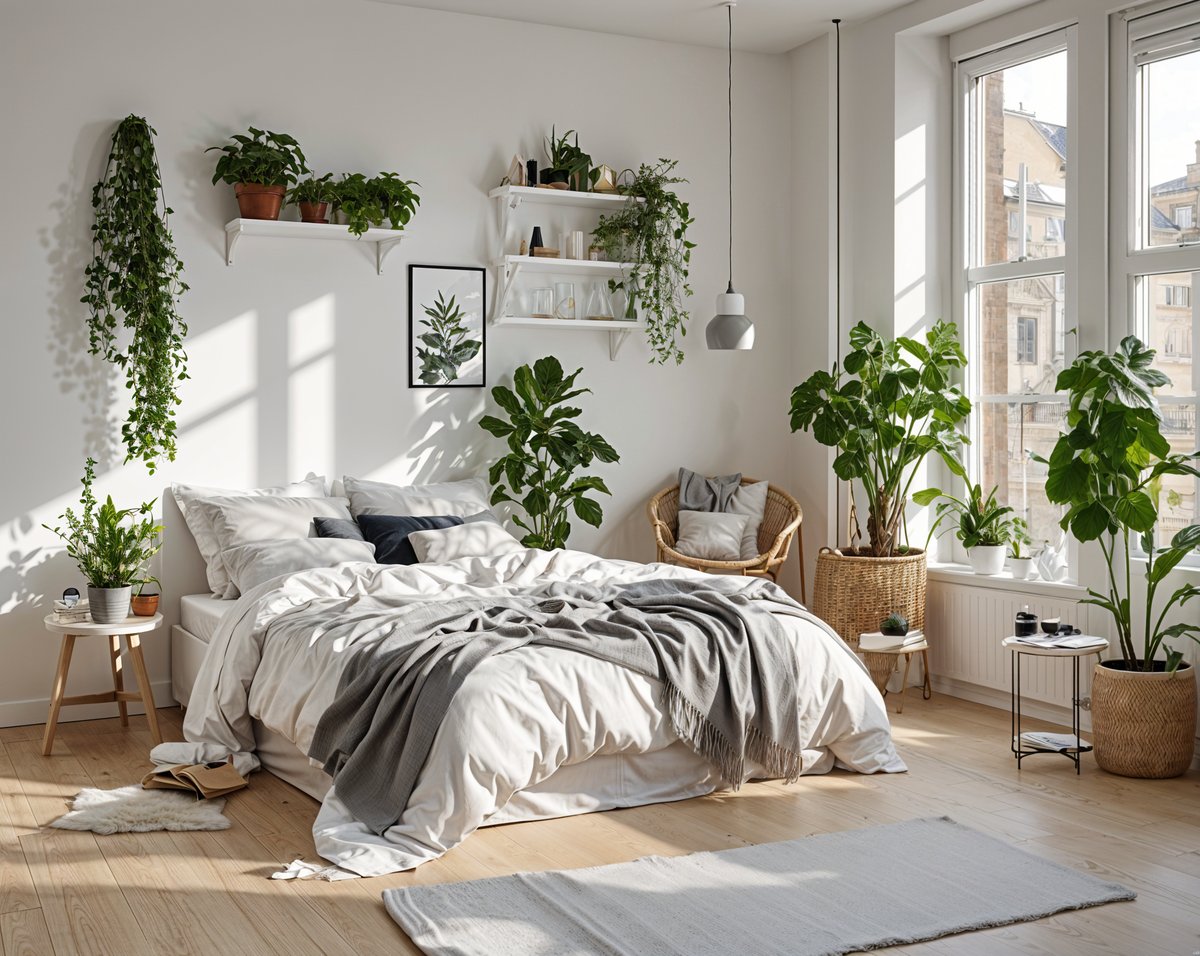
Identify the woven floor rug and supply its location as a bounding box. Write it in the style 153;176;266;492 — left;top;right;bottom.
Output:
384;816;1134;956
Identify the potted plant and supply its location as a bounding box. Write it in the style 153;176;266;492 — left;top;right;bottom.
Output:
1040;335;1199;778
541;127;592;189
479;356;619;550
335;172;421;237
131;578;161;616
1009;525;1034;580
83;115;188;474
289;173;339;223
789;320;971;647
591;159;695;364
915;483;1024;576
880;613;909;637
43;459;162;624
207;127;308;220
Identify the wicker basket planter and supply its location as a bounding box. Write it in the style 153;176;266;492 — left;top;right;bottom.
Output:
811;547;927;686
1091;661;1196;779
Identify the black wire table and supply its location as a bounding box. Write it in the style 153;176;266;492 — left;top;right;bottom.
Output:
1003;636;1109;775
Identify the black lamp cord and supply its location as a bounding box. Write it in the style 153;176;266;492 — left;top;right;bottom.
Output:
727;2;734;295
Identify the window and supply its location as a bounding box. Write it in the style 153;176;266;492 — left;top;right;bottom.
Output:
957;32;1073;556
1164;284;1191;307
1175;205;1195;229
1017;316;1038;364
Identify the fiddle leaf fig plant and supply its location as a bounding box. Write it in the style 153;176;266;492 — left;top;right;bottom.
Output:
790;320;971;557
83;114;188;473
1037;335;1200;671
415;291;481;386
479;356;619;550
592;159;695;365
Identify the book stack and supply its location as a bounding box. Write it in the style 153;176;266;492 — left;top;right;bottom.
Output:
858;630;925;652
52;599;90;625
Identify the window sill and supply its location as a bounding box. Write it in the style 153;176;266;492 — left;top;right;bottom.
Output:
928;563;1087;598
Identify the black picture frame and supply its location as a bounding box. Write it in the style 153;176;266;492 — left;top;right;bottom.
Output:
408;264;487;388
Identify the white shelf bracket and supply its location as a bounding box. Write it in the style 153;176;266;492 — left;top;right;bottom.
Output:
376;236;405;275
225;226;241;266
609;329;633;361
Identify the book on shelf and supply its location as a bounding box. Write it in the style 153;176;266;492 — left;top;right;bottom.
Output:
142;758;247;800
1009;633;1106;650
858;630;925;652
1016;731;1092;753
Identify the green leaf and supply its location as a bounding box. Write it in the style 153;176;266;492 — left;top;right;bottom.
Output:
1070;501;1112;541
1114;491;1157;532
573;496;603;527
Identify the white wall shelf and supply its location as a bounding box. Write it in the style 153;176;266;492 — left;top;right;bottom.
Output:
488;184;640;211
223;218;410;275
493;314;643;360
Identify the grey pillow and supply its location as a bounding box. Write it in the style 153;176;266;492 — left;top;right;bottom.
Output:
220;538;376;594
727;481;769;559
674;511;749;561
343;475;493;518
314;517;365;541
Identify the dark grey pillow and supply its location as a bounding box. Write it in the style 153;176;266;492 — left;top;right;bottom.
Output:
313;516;366;541
357;514;464;565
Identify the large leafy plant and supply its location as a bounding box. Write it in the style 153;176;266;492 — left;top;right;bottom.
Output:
336;172;421;237
207;127;308;186
789;320;972;556
415;291;481;385
1039;335;1200;671
479;356;619;550
592;160;695;364
43;458;162;589
916;482;1025;550
83;114;188;473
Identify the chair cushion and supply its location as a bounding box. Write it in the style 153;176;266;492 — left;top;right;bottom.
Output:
728;480;769;559
674;511;749;562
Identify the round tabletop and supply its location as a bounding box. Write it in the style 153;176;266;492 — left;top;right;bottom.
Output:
43;612;163;636
1002;635;1108;657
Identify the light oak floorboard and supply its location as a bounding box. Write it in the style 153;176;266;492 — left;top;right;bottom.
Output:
0;699;1197;955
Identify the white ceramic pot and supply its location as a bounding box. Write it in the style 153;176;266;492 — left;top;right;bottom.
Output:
968;545;1007;576
1009;557;1035;580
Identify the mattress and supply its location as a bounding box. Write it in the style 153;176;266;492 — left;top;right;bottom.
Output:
180;593;232;645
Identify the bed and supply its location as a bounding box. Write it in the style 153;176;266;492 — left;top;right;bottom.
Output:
157;478;905;878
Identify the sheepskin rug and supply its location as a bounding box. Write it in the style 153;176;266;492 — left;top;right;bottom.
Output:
50;786;230;834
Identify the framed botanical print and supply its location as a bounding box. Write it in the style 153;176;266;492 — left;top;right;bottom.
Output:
408;264;486;387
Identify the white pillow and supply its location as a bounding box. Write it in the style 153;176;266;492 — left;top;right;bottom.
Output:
172;475;327;597
674;510;749;562
220;539;376;594
727;480;769;560
193;495;353;597
343;475;492;518
408;522;524;564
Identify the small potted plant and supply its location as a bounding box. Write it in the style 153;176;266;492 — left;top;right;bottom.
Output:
207;127;308;220
373;171;421;229
335;172;421;237
915;482;1021;576
1008;522;1034;580
43;459;162;624
541;127;592;190
131;578;161;616
880;613;909;637
289;173;339;223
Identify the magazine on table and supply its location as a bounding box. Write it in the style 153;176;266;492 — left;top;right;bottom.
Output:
1009;633;1106;650
1016;731;1092;753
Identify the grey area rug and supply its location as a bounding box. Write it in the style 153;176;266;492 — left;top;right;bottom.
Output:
383;817;1134;956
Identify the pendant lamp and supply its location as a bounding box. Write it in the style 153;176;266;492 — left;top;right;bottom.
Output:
706;1;754;350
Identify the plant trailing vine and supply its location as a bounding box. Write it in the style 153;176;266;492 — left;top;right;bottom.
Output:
83;115;188;473
592;159;695;365
415;291;481;385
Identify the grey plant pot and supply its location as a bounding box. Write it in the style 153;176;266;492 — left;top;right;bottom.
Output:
88;586;131;624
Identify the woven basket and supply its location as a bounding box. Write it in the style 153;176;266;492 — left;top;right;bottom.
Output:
811;547;927;656
1091;661;1196;779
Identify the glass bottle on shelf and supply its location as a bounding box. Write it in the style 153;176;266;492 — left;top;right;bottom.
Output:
582;281;615;321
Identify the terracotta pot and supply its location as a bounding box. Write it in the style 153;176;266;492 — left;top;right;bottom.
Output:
131;594;160;617
234;183;286;220
298;201;329;224
1091;660;1196;778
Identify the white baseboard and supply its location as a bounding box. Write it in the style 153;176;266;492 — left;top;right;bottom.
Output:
930;674;1092;731
0;678;174;729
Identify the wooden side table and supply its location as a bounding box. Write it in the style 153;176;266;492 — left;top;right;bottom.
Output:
1003;636;1109;775
42;612;164;755
858;638;932;714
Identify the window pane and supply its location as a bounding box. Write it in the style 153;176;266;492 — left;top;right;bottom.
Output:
974;51;1067;266
976;277;1066;393
1138;272;1197;397
978;401;1067;550
1142;49;1200;248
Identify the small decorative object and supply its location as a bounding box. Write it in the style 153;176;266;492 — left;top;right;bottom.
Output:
526;159;538;189
207;126;309;221
61;587;80;608
1014;606;1039;638
1035;536;1068;583
572;231;585;259
592;164;618;193
1040;617;1061;635
408;265;486;388
529;226;544;255
288;172;339;224
560;233;573;259
554;282;576;320
505;154;526;187
588;244;604;261
583;282;616;321
42;458;161;625
519;239;528;256
880;613;909;637
532;248;560;258
531;288;553;318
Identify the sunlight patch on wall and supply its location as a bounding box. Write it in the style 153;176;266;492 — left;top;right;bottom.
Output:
894;124;927;329
287;296;336;480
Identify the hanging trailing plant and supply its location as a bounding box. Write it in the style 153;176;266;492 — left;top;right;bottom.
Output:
591;159;695;365
83;115;188;473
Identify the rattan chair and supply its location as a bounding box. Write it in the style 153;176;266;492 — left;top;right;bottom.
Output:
647;478;805;601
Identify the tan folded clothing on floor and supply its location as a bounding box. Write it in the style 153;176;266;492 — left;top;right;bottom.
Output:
142;757;247;800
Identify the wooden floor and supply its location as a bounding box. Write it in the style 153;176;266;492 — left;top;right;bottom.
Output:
1;698;1198;956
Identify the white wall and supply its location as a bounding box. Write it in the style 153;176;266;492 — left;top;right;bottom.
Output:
0;0;800;726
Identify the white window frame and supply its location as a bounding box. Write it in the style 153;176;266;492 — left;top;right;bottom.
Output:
951;28;1079;571
1113;0;1200;563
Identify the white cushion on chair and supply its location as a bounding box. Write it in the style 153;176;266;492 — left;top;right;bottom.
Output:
674;511;749;562
728;481;768;559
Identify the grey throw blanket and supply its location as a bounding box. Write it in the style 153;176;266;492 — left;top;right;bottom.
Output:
678;467;742;513
308;577;810;835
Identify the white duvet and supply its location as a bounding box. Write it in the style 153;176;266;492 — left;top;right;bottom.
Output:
153;549;905;877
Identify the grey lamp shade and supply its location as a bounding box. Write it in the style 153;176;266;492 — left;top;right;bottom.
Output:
705;290;754;350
